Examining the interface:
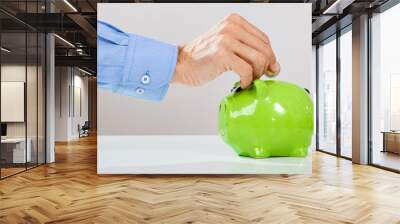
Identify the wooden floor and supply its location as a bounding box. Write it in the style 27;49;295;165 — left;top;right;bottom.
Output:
1;167;26;178
372;150;400;171
1;134;400;224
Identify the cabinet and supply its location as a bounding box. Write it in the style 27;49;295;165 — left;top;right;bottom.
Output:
382;131;400;154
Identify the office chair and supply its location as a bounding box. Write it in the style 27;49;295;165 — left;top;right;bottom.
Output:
79;121;90;138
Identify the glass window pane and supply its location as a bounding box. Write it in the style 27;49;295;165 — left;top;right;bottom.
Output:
26;0;39;169
371;3;400;171
27;31;38;169
340;29;352;158
318;37;337;154
0;0;46;179
1;30;27;177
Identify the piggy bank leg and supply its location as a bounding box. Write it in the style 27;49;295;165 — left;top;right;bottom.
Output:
289;147;309;157
245;147;271;158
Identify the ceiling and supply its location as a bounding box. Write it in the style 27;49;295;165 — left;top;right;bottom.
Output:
0;0;392;74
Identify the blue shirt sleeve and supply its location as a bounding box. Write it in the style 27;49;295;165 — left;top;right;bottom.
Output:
97;20;178;101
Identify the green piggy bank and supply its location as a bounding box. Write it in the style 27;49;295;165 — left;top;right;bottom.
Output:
218;80;314;158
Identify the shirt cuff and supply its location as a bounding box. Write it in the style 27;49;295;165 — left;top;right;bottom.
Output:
118;34;178;101
97;20;178;102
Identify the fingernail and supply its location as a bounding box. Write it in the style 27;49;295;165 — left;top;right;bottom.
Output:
267;62;280;77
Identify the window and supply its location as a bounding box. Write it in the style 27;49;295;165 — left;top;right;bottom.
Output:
1;29;28;178
318;37;337;154
317;26;353;159
339;28;352;158
370;3;400;171
0;1;46;179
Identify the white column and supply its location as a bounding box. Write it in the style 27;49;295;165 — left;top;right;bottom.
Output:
45;0;56;163
46;33;55;163
55;67;74;141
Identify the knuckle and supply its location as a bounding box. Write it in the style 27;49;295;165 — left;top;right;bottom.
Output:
264;33;271;43
216;44;228;57
187;77;203;87
253;52;266;66
254;53;267;75
220;22;235;34
218;34;233;48
192;81;203;87
227;13;241;22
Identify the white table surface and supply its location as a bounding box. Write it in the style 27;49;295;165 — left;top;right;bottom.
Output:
98;135;311;174
1;137;31;163
1;137;25;143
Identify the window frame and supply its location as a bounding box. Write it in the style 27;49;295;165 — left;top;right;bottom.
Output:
315;24;353;161
367;0;400;173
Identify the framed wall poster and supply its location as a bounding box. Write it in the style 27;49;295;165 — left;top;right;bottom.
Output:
97;3;313;174
1;82;25;122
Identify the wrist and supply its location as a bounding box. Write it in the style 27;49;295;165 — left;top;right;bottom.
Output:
171;46;185;84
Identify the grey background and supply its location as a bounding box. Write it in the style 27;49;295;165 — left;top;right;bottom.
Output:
97;3;312;135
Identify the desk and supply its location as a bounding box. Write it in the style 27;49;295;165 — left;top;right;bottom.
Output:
98;135;311;174
382;131;400;154
1;138;31;163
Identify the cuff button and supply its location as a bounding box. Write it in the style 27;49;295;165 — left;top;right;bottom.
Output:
136;87;145;95
141;72;151;84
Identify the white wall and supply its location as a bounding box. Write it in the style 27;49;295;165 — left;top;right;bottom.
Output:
55;67;89;141
71;73;89;138
98;3;312;136
55;67;69;141
1;63;46;164
1;65;38;138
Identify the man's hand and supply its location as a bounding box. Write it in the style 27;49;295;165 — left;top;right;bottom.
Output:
171;13;280;89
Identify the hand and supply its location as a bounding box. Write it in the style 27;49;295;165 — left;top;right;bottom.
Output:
171;13;280;89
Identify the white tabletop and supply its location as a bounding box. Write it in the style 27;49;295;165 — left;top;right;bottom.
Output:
98;135;311;174
1;138;26;143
